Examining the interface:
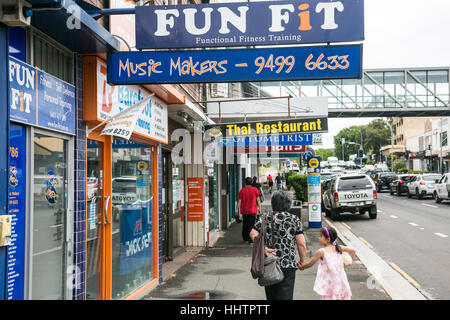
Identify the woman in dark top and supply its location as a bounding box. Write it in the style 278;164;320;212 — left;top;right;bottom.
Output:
252;176;264;203
250;191;307;300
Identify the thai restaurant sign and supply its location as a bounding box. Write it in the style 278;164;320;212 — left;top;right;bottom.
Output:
86;57;168;144
204;117;328;139
135;0;364;49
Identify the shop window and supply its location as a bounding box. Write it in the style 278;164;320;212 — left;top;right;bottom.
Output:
32;31;74;85
111;138;154;299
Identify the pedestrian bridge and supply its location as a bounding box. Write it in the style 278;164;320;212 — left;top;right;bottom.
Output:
207;67;450;118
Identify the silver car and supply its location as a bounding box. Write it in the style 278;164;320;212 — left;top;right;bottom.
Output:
323;173;378;221
406;174;442;199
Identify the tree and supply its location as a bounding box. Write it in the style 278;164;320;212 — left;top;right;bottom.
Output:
314;148;335;161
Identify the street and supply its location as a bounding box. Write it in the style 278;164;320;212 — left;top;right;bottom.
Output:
335;191;450;300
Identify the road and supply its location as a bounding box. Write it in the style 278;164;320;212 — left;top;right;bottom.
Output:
334;191;450;300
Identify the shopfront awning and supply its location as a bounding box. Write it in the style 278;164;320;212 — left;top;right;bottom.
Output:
28;0;120;53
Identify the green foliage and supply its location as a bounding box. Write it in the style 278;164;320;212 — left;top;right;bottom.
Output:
393;159;407;172
287;173;308;202
285;170;297;188
313;148;335;161
334;119;390;162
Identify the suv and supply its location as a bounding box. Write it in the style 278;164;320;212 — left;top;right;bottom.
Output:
407;174;442;199
374;172;397;192
323;174;378;221
434;173;450;203
389;174;416;196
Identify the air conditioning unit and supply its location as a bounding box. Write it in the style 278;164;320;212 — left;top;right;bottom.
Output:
209;83;228;98
0;0;32;26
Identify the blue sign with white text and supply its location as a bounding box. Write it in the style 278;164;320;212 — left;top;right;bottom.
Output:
7;123;27;300
107;44;362;84
218;133;313;147
8;56;75;135
135;0;364;49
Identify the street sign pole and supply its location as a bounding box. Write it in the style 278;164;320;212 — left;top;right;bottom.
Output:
307;156;321;228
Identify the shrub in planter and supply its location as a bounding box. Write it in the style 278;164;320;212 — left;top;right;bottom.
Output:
287;173;308;202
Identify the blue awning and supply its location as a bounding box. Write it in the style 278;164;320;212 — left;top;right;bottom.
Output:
27;0;120;53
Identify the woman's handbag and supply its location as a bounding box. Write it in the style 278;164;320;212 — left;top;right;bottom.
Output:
255;212;284;287
250;213;266;279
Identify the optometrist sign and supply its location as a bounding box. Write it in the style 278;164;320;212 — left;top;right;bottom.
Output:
135;0;364;49
107;44;362;85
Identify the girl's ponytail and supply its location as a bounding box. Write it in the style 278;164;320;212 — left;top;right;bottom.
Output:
322;227;342;254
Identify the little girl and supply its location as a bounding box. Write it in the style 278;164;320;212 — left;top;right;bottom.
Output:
298;226;356;300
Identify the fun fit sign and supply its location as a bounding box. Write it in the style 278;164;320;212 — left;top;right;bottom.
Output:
135;0;364;49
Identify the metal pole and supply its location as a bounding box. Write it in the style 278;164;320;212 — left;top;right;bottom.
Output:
440;118;443;174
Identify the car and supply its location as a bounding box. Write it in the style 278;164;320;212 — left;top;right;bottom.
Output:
321;179;332;212
330;166;343;174
346;160;356;169
320;172;334;182
323;173;378;221
389;174;416;196
374;172;397;192
374;163;389;172
433;173;450;203
406;173;442;199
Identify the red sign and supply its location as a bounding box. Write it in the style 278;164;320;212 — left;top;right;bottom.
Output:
187;178;203;221
233;145;306;154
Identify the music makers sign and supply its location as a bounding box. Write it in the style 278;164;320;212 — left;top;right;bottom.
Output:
135;0;364;49
205;117;328;138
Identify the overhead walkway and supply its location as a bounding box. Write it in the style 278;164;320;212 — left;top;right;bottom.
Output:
208;68;450;118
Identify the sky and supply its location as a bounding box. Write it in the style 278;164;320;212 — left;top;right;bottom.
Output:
320;0;450;149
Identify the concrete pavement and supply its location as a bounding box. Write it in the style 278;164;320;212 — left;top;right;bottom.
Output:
142;201;392;300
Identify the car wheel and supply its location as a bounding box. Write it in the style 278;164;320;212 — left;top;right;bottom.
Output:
435;192;442;203
369;206;377;219
396;187;402;196
407;189;411;198
331;209;340;221
416;188;423;200
390;188;394;195
325;208;331;217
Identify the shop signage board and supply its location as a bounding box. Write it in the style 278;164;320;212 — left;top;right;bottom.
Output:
107;44;362;85
233;145;306;154
205;117;328;139
216;133;323;147
135;0;364;49
96;59;168;144
307;156;322;228
187;177;203;221
8;56;75;135
7;123;27;300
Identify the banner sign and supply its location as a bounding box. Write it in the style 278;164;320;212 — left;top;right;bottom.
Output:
96;59;168;144
107;44;362;85
187;178;203;221
8;56;75;135
135;0;364;49
233;145;306;154
120;204;152;275
7;123;27;300
216;133;323;147
205;117;328;139
100;95;150;140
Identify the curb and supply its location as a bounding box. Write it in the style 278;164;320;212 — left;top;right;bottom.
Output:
324;217;429;300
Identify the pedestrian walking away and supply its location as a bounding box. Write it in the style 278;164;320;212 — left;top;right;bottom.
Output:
236;177;261;243
298;227;356;300
250;190;307;300
267;174;274;193
252;176;265;204
275;173;282;191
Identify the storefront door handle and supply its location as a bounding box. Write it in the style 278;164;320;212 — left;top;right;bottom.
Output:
104;196;111;225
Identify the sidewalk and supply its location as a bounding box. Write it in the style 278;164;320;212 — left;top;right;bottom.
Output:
142;196;391;300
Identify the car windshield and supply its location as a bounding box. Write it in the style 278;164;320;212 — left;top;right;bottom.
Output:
423;175;441;182
381;173;396;177
338;176;373;191
400;175;414;182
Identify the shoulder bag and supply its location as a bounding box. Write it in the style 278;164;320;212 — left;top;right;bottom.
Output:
257;212;284;287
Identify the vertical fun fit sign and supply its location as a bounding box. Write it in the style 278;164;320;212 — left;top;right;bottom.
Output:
135;0;364;49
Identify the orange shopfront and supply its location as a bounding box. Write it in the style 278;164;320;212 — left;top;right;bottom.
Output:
82;56;170;300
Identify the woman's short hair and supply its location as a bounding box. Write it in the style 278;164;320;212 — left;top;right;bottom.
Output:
271;190;292;212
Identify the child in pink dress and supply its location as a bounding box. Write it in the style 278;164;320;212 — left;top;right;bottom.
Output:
298;227;356;300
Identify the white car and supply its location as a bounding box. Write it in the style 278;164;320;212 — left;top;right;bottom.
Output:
434;173;450;203
407;174;442;199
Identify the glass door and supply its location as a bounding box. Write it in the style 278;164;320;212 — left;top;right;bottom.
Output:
86;140;105;299
31;132;69;299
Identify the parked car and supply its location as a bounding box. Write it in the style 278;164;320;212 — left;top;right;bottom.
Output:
406;173;442;199
323;173;378;221
434;173;450;203
374;172;397;192
389;174;416;196
321;179;332;212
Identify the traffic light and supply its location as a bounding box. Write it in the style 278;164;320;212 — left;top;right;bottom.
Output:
358;149;364;157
